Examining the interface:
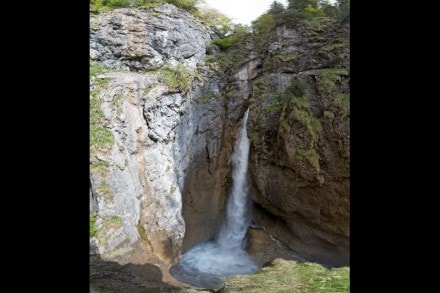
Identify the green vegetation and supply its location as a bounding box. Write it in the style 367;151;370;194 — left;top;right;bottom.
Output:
169;185;176;195
297;148;320;171
252;0;348;36
90;62;106;77
137;223;154;252
212;35;238;51
292;108;322;142
223;258;349;293
90;212;98;238
90;97;114;154
296;262;350;292
194;91;216;104
206;25;251;75
248;131;261;145
91;161;110;178
90;62;114;153
158;65;202;93
333;92;350;117
91;0;202;15
318;68;348;94
96;215;123;247
194;5;232;32
96;184;113;200
111;92;123;107
323;110;335;119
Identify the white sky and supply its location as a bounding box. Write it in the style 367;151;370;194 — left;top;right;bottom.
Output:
203;0;288;25
202;0;336;25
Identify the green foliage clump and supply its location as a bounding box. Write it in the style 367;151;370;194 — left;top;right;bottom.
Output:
90;97;114;152
166;0;199;14
95;215;123;247
212;35;237;51
297;148;320;171
337;0;350;22
90;63;106;77
252;13;276;37
90;213;98;238
292;108;322;141
206;25;252;76
287;78;308;97
288;0;319;11
318;68;348;94
158;65;202;93
194;91;217;104
305;4;325;17
106;0;132;8
194;6;232;32
90;161;110;178
333;92;350;117
91;0;202;15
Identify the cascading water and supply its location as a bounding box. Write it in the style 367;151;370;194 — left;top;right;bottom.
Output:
170;109;257;289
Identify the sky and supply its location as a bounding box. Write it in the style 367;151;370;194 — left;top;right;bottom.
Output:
203;0;289;25
202;0;336;26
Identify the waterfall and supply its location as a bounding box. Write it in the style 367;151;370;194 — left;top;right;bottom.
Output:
217;109;250;250
170;109;257;288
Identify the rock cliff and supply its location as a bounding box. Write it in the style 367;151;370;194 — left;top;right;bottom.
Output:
90;4;231;264
89;3;350;273
246;18;350;266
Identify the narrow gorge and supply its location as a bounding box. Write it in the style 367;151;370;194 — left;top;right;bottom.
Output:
90;1;349;291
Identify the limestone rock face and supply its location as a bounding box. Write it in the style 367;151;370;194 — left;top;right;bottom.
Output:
90;4;211;71
90;4;228;264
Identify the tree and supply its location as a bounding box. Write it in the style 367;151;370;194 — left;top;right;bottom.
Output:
337;0;350;22
320;0;338;18
288;0;319;11
268;1;285;15
252;13;276;36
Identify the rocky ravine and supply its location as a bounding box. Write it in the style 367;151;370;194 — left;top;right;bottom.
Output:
90;3;350;290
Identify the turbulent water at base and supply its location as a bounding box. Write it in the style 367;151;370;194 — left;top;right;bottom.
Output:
170;109;257;289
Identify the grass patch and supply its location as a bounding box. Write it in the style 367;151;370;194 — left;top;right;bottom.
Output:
158;65;203;93
96;215;123;247
292;108;322;142
90;213;98;238
96;184;112;200
169;185;176;195
333;93;350;117
224;259;349;293
137;223;154;252
111;92;123;107
90;97;114;154
212;35;237;51
318;68;348;94
194;91;217;104
276;53;298;63
90;62;107;77
296;262;350;292
90;161;110;178
297;148;320;171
